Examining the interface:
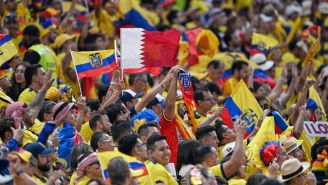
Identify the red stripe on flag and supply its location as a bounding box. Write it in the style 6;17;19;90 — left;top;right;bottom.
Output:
77;63;118;79
123;67;161;74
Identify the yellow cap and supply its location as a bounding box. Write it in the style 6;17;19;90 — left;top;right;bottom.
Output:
54;34;76;49
10;150;32;163
40;24;57;38
45;87;60;101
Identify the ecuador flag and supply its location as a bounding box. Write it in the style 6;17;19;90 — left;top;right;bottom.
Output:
221;80;263;138
118;0;157;31
307;85;327;121
250;32;278;56
71;50;118;79
98;151;151;184
0;34;18;66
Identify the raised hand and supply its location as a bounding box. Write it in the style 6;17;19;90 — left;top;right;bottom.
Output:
42;70;54;90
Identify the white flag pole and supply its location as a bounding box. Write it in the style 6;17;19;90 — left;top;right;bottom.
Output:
70;50;83;97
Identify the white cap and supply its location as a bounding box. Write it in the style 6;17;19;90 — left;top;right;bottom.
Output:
285;4;302;16
221;142;235;159
260;14;273;23
250;53;274;71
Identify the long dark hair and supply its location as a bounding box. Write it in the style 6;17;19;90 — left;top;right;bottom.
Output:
176;140;201;176
8;63;28;101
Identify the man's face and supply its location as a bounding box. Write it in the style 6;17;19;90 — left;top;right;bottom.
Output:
209;65;224;82
100;134;115;152
207;147;219;167
146;127;159;141
203;131;219;148
37;155;51;172
34;67;46;85
100;114;112;135
148;140;171;166
134;75;148;93
134;138;148;161
239;64;249;81
223;126;236;143
199;91;216;113
4;20;18;36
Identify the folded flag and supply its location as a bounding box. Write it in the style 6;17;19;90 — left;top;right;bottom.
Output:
181;28;219;66
272;111;289;134
250;32;278;56
121;28;180;70
0;34;18;66
71;50;118;79
178;69;198;132
221;80;263;138
307;85;327;121
118;0;157;31
98;151;149;183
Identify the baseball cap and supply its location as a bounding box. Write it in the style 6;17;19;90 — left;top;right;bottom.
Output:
24;142;55;158
221;142;235;159
120;89;143;103
54;34;76;49
10;150;32;163
146;94;164;109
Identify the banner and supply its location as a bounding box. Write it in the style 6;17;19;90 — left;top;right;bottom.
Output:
304;121;328;137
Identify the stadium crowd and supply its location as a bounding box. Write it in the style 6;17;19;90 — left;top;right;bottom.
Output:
0;0;328;185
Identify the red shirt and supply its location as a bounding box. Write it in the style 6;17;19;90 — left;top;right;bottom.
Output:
159;114;179;165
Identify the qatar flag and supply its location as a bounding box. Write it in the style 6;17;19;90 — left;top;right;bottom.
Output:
121;28;180;73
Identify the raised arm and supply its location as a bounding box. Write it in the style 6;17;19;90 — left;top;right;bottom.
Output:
29;71;54;121
163;66;180;120
268;68;287;103
134;72;173;113
279;65;297;107
221;120;246;178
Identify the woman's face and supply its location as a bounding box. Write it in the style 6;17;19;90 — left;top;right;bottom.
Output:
15;65;25;84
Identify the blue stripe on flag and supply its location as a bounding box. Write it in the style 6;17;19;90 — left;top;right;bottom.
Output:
224;97;242;118
0;35;11;46
76;54;115;73
125;9;157;31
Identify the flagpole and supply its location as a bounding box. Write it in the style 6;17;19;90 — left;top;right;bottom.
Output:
114;40;123;95
70;50;83;97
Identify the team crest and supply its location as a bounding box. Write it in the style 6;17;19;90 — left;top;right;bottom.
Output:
178;72;191;89
258;41;266;51
242;109;258;128
89;53;103;68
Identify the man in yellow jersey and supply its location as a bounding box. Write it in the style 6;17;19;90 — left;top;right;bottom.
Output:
90;132;115;152
118;134;155;185
194;88;223;127
195;122;246;180
223;61;249;96
146;134;178;185
18;64;46;105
